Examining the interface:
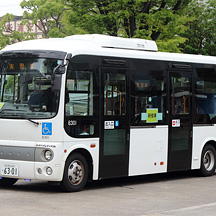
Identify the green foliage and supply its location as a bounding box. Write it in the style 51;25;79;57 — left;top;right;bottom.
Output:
20;0;89;38
0;13;35;50
67;0;192;52
2;0;215;55
180;0;216;56
157;37;187;53
20;0;72;38
4;75;17;92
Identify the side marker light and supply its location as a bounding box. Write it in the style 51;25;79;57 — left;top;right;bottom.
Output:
90;144;96;148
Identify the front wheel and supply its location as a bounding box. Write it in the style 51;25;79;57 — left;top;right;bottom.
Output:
61;153;88;192
199;145;216;177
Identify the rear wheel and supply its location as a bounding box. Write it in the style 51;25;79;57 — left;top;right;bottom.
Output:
61;153;88;192
199;145;216;176
0;178;18;187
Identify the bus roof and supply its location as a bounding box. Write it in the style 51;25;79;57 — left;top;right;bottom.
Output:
1;34;216;65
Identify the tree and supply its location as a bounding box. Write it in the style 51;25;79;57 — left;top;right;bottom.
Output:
0;13;34;49
20;0;72;38
67;0;191;52
180;0;216;56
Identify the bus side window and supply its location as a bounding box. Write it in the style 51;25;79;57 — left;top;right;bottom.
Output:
131;63;166;126
195;68;216;124
171;76;190;115
104;73;126;116
64;59;99;138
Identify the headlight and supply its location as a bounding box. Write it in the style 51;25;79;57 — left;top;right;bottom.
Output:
44;150;53;161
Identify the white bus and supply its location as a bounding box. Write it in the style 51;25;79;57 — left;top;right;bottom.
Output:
0;34;216;192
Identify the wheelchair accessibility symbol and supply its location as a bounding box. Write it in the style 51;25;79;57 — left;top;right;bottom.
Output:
42;123;52;135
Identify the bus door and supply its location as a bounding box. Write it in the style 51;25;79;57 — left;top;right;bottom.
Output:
168;72;192;171
99;68;130;178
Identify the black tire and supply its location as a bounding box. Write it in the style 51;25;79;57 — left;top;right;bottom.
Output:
0;178;18;187
199;145;216;177
60;153;88;192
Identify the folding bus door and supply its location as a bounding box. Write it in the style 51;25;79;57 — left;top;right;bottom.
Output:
99;68;130;178
168;71;192;171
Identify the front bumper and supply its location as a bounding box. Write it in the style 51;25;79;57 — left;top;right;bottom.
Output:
0;142;65;182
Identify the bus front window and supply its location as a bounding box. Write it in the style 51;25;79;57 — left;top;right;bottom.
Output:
0;57;62;119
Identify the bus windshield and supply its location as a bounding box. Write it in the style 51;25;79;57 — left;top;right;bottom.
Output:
0;57;62;119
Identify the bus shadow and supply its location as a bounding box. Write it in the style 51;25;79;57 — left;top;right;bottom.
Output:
0;180;62;193
85;170;199;191
0;171;208;193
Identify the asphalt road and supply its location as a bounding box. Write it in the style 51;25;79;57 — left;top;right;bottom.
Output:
1;171;216;216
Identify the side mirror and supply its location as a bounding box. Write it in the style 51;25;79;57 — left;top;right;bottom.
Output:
51;73;62;92
52;65;65;92
51;53;72;92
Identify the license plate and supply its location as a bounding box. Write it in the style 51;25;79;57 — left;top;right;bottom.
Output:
1;164;18;176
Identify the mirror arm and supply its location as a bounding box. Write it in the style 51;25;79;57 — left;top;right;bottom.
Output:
51;53;72;91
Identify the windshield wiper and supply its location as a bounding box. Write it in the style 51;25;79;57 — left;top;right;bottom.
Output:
0;109;39;126
19;115;39;126
25;118;39;126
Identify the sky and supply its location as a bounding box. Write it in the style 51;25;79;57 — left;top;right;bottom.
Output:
0;0;24;17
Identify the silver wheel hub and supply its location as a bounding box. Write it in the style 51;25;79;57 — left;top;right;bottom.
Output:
68;160;84;185
204;150;215;171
